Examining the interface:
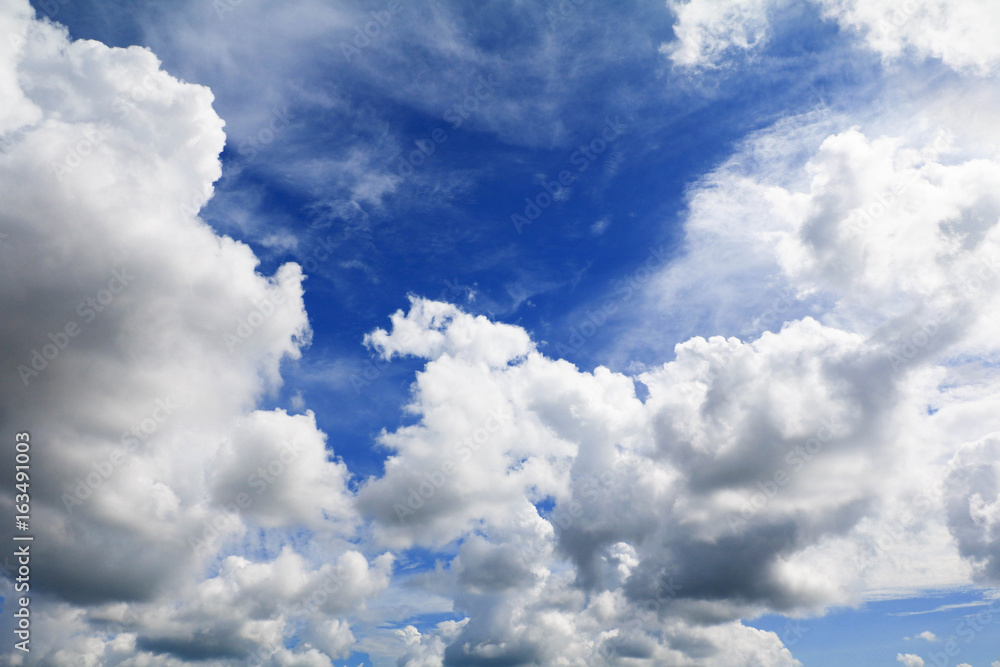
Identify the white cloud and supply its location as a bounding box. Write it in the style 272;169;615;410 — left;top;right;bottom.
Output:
916;630;938;641
664;0;1000;74
662;0;778;69
348;291;972;660
898;654;926;667
349;32;1000;661
340;58;1000;655
817;0;1000;74
5;0;1000;664
363;296;534;368
0;1;384;664
629;80;1000;599
944;435;1000;582
124;547;391;663
209;409;355;530
591;216;611;236
354;295;828;660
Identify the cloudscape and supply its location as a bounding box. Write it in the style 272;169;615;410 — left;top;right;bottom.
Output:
1;0;1000;665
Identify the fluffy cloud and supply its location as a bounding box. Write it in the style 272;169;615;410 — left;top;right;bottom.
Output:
355;296;823;662
364;297;534;369
898;654;926;667
818;0;1000;74
945;435;1000;582
664;0;1000;73
128;547;391;663
208;409;355;530
0;1;383;664
629;91;1000;600
349;300;956;661
662;0;777;68
5;0;1000;664
351;54;1000;664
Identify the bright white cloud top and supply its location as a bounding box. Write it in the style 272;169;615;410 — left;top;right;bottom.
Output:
665;0;1000;73
1;0;1000;665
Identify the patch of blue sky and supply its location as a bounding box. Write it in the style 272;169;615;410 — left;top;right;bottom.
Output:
748;590;1000;667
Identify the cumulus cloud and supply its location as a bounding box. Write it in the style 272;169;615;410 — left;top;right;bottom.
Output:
898;654;926;667
129;547;391;663
945;435;1000;582
5;0;1000;664
354;295;822;662
208;409;355;530
631;86;1000;597
350;298;973;662
350;37;1000;661
664;0;1000;73
818;0;1000;74
0;2;384;663
363;297;534;369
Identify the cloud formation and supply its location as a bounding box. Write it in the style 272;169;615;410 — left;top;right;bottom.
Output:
0;2;384;663
2;0;1000;665
665;0;1000;73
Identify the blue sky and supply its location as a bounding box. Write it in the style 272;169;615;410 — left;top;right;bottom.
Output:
32;0;874;477
3;0;1000;665
752;591;1000;667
